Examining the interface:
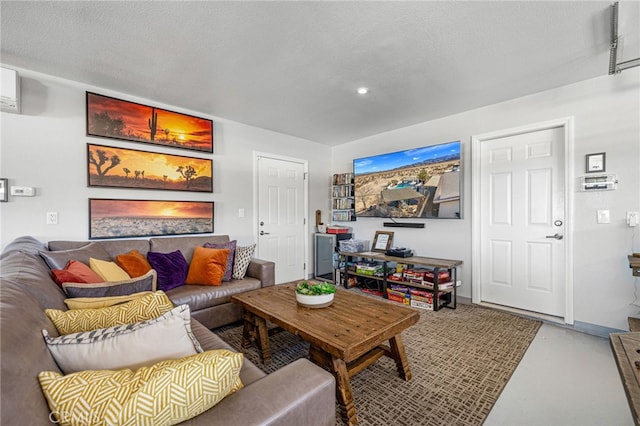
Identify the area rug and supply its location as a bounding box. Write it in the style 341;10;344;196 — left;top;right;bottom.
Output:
214;301;541;426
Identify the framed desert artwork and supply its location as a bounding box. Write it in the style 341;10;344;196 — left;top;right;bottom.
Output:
87;143;213;192
89;198;214;239
86;92;213;153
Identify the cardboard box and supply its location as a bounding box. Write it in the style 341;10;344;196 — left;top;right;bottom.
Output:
424;270;450;283
410;294;434;310
390;284;410;293
420;281;455;290
403;269;425;280
387;289;410;305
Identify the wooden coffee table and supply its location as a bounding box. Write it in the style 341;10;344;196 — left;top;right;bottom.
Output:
231;282;419;426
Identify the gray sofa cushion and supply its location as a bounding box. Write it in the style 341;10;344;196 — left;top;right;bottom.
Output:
166;278;262;312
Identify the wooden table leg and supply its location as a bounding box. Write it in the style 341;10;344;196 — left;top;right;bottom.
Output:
241;312;271;364
241;312;255;349
254;315;271;365
310;345;358;425
389;334;412;381
331;356;358;426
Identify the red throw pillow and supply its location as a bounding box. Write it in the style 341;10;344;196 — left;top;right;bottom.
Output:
50;260;103;287
185;247;230;286
115;250;152;278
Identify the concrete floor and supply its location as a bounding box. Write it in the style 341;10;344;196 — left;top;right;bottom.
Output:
485;323;634;426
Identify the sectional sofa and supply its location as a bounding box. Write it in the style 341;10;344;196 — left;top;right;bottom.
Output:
0;235;336;425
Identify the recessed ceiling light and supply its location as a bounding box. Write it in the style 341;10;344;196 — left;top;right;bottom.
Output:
356;87;369;95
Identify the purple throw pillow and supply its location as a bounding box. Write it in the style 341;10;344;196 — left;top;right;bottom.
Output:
203;240;237;281
147;250;188;291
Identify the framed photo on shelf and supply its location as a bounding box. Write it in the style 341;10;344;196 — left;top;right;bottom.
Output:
86;92;214;153
89;198;214;239
87;143;213;192
586;152;606;173
372;231;394;252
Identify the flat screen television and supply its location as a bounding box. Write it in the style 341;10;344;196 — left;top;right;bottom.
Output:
353;141;461;219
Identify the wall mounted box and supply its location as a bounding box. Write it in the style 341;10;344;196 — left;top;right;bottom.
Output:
0;67;20;113
577;174;618;191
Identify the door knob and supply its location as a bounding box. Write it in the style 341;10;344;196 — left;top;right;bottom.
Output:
260;230;270;235
545;233;563;240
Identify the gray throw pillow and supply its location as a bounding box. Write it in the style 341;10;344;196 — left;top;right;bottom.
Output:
62;270;157;298
40;243;111;270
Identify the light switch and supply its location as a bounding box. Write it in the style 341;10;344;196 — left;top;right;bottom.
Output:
238;208;245;218
597;209;610;224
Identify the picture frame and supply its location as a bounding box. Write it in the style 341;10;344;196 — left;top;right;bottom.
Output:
87;143;213;192
372;231;394;252
586;152;606;173
89;198;214;239
86;92;214;153
0;178;7;202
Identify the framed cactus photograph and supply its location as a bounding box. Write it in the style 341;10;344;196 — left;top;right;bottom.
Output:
87;143;213;192
86;92;213;153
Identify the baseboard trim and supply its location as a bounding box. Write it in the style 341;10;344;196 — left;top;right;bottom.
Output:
477;301;625;338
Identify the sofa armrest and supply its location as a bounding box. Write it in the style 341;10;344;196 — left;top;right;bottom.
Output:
185;358;335;426
246;258;275;287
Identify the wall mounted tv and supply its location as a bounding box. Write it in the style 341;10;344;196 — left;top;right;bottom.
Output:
353;141;461;219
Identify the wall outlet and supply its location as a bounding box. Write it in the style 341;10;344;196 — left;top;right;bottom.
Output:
456;280;462;287
627;211;639;227
46;212;58;225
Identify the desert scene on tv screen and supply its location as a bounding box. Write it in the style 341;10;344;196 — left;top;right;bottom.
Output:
354;141;461;219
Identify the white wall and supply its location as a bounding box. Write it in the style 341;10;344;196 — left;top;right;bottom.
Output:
2;67;638;331
0;69;331;274
332;70;640;331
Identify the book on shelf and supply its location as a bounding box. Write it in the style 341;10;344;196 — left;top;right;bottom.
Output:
332;173;353;185
331;210;354;222
331;186;353;198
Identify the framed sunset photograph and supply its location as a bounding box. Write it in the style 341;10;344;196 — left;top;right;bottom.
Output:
89;198;214;239
87;143;213;192
86;92;213;153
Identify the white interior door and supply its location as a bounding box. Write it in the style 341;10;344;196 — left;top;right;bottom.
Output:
479;126;566;317
256;154;306;284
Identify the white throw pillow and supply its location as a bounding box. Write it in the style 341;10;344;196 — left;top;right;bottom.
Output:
232;244;255;280
42;305;203;374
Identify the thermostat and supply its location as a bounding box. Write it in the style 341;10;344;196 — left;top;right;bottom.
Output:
10;186;35;196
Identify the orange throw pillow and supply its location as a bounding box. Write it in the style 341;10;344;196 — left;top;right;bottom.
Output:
51;260;104;287
116;250;152;278
185;247;229;286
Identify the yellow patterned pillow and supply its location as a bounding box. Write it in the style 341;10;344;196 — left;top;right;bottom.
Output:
39;350;244;426
64;291;153;310
46;291;174;335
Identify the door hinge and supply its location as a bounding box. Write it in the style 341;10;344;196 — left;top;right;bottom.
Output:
304;172;308;180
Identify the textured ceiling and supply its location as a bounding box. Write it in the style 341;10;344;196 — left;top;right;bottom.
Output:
1;1;638;146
